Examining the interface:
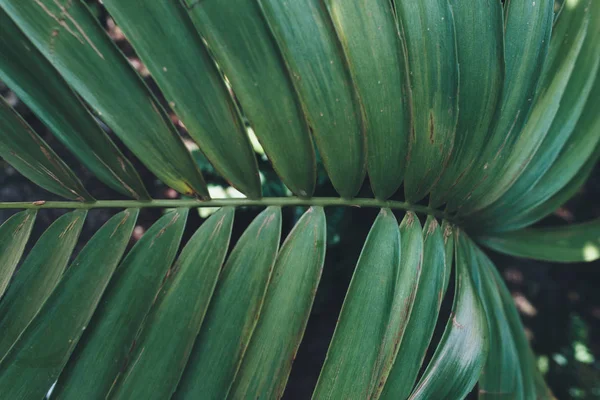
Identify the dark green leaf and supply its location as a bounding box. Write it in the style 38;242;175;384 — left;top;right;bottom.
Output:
313;209;400;398
100;0;261;199
0;209;138;399
1;1;208;197
0;210;36;298
393;0;459;202
0;98;92;201
0;210;86;362
174;207;281;399
325;0;409;199
429;0;504;207
409;231;488;400
479;219;600;263
182;0;316;197
230;207;326;399
110;208;234;399
0;9;148;200
380;216;446;399
53;209;188;399
258;0;366;198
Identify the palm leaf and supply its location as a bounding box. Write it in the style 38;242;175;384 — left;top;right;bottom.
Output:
0;0;598;398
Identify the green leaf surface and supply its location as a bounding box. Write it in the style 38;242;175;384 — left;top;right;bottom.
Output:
471;245;523;399
313;209;400;399
445;0;554;212
230;207;326;399
480;71;600;232
475;1;600;223
479;219;600;263
110;208;234;399
324;0;409;199
0;9;148;200
174;207;281;399
53;209;188;399
429;0;504;207
101;0;261;199
182;0;316;198
393;0;459;202
442;221;455;298
0;98;92;201
380;216;446;399
0;210;86;362
0;209;138;399
1;0;207;197
0;210;36;299
258;0;366;199
409;232;488;400
459;0;589;215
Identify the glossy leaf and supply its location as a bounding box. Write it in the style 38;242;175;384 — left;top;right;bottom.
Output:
0;210;86;362
476;1;600;223
429;0;504;207
445;0;554;212
230;207;326;399
110;208;234;399
313;209;400;399
479;219;600;263
394;0;459;202
1;0;208;197
459;0;589;214
259;0;366;199
182;0;316;197
380;216;446;399
0;98;92;201
0;209;138;399
0;9;148;200
174;207;282;399
409;232;488;400
53;209;188;399
0;210;36;299
325;0;409;199
101;0;261;198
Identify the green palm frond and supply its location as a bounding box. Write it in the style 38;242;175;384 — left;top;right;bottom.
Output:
0;0;598;398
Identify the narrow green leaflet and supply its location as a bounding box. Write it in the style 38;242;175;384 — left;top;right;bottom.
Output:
53;209;188;399
484;248;551;398
459;0;589;214
429;0;504;207
472;247;523;399
393;0;459;202
258;0;366;199
481;72;600;232
1;0;207;197
445;0;554;212
0;210;86;362
409;232;489;400
479;219;600;263
313;209;400;399
325;0;409;199
371;213;423;398
0;10;148;200
476;2;600;222
0;209;138;400
0;98;92;201
174;207;282;399
110;208;234;399
182;0;316;198
230;207;326;399
380;216;446;399
442;221;455;297
101;0;261;199
492;143;600;233
0;210;36;299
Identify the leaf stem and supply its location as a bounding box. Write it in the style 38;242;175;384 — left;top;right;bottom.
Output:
0;197;450;219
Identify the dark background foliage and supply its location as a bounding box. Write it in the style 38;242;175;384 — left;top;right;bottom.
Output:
1;0;599;397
